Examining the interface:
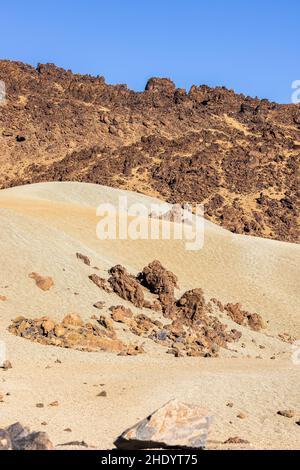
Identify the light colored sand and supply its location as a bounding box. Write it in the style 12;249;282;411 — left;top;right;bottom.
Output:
0;182;299;450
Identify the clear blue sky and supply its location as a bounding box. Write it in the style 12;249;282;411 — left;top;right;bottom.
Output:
0;0;299;103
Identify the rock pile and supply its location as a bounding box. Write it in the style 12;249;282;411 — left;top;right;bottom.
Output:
89;274;112;293
8;314;139;354
108;304;241;357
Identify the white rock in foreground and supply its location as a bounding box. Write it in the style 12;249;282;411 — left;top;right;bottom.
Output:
115;399;213;450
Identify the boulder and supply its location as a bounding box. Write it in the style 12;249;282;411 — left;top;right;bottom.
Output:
115;399;213;450
0;423;54;450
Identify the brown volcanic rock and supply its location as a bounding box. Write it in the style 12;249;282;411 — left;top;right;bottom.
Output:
108;265;145;307
8;314;129;354
176;289;207;323
224;303;265;331
138;260;178;316
0;60;299;243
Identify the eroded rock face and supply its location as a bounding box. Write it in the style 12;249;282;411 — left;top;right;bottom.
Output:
29;273;54;291
108;265;145;307
115;399;213;450
138;260;178;316
0;423;54;450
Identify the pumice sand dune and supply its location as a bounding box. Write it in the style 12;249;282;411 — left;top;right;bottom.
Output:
0;182;299;449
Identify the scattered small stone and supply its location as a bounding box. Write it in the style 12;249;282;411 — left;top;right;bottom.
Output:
226;402;234;408
0;295;7;301
29;273;54;291
277;409;295;418
49;401;59;407
64;428;72;433
41;422;48;426
36;403;44;408
237;412;247;419
59;440;89;448
97;391;107;397
1;360;12;370
93;302;106;310
296;421;300;427
55;359;62;364
76;252;91;266
0;393;4;402
224;436;250;445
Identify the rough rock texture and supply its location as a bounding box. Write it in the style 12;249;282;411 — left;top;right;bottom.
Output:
176;288;207;323
89;274;112;293
0;60;299;242
138;260;178;316
109;304;242;358
224;303;265;331
115;399;213;450
0;423;54;450
8;314;129;354
108;265;145;307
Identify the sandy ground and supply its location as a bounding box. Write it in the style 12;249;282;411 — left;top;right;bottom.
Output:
0;182;299;450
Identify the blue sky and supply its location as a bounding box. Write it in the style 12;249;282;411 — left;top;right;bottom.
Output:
0;0;299;102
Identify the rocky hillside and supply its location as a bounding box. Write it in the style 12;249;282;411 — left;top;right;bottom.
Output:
0;60;299;242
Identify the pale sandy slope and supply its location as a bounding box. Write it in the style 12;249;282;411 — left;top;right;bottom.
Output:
0;182;299;450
